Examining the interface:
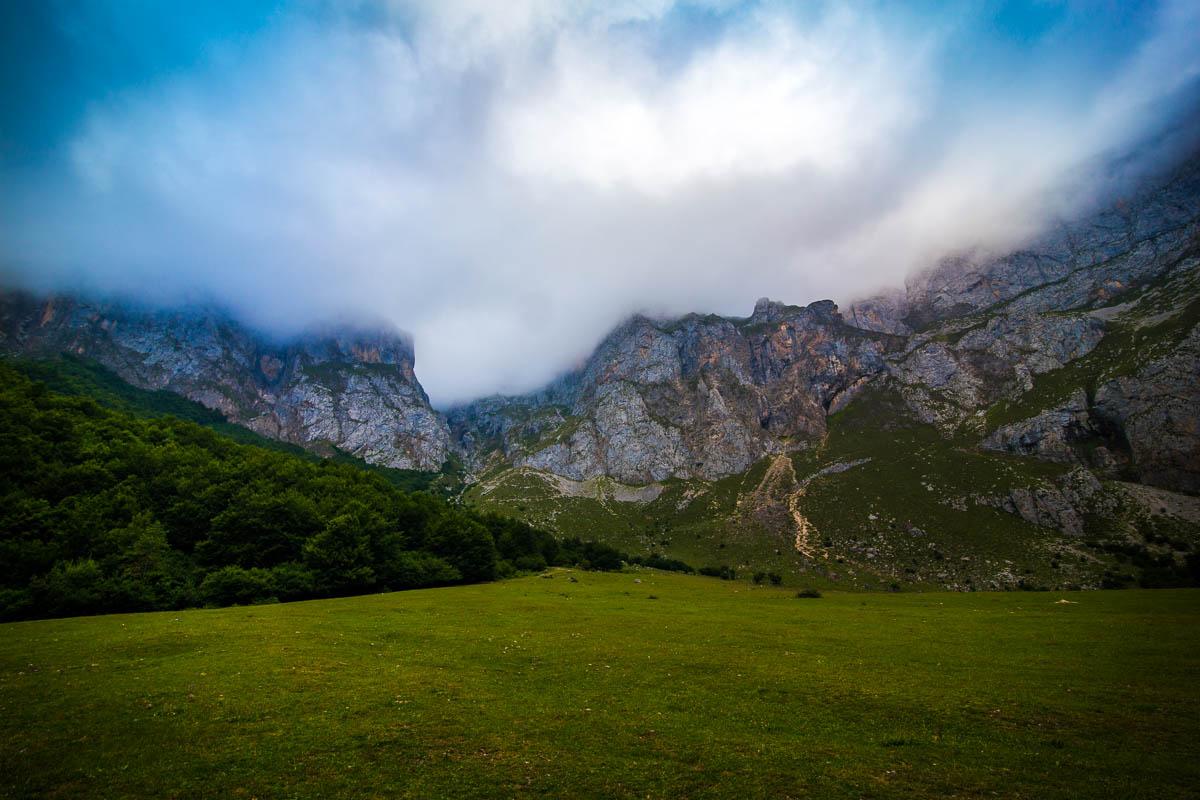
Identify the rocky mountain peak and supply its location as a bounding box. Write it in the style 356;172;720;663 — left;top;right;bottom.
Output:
748;297;840;326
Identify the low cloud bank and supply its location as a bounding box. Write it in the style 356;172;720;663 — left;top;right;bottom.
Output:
2;1;1198;404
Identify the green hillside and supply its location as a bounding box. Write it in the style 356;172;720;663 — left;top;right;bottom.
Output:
2;572;1198;799
7;354;452;494
0;361;620;621
470;385;1200;592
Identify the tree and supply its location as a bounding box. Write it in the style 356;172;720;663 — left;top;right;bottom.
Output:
303;506;378;593
198;488;321;568
428;514;498;582
199;566;276;606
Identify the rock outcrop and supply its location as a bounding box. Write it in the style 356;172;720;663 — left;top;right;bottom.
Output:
884;312;1108;430
0;292;452;470
990;467;1106;537
451;299;900;483
982;389;1096;463
1093;323;1200;493
879;158;1200;329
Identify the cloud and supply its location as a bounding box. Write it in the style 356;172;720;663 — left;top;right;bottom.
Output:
1;0;1197;405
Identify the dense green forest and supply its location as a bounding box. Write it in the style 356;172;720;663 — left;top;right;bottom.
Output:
0;359;641;620
11;355;452;494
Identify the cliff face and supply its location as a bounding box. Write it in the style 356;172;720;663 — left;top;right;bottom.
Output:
895;159;1200;328
456;154;1200;494
0;294;452;471
450;299;901;484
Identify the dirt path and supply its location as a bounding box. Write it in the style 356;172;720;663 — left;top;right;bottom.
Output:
751;455;872;558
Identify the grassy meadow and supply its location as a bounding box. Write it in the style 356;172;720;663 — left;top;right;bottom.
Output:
2;571;1199;799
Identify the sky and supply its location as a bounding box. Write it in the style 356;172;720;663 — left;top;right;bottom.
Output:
1;1;1198;405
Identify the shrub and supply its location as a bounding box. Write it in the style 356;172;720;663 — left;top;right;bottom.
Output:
38;559;105;616
428;514;498;582
795;588;822;599
560;538;625;571
768;572;783;586
388;551;462;589
199;566;276;606
630;553;694;574
302;510;378;593
752;571;767;585
268;563;317;600
699;565;737;581
0;588;33;620
513;553;548;573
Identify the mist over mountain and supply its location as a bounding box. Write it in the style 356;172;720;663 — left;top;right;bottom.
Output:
2;1;1199;404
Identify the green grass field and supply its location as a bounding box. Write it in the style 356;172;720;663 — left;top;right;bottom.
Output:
2;572;1198;799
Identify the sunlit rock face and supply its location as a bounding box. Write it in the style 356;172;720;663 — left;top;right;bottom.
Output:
450;297;902;484
0;294;451;470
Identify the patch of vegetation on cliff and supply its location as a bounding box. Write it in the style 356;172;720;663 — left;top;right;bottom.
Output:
795;387;1081;589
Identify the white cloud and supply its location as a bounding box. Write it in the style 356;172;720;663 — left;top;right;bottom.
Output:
2;0;1197;405
493;8;926;192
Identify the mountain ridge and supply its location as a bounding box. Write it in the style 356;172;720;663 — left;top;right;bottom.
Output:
0;292;453;470
2;152;1198;591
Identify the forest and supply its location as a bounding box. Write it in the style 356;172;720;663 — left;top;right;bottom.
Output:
0;360;636;620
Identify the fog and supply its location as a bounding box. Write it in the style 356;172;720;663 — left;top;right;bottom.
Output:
1;1;1198;405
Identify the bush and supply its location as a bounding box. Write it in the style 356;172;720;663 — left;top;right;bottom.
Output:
199;566;276;606
699;565;737;581
629;553;694;574
268;563;317;601
795;588;822;599
752;571;767;585
388;551;462;589
768;572;783;586
302;510;378;593
38;559;105;616
0;587;33;620
560;538;625;572
513;553;548;572
428;515;498;582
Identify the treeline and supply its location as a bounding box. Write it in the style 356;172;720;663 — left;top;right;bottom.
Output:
10;355;450;494
0;362;669;620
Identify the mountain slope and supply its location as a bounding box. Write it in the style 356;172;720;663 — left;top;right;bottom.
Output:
0;293;451;470
457;155;1200;493
458;155;1200;588
3;155;1198;591
450;298;901;483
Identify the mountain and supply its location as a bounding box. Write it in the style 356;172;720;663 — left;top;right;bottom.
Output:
450;154;1200;591
0;294;452;471
454;156;1200;495
449;298;900;483
2;153;1198;591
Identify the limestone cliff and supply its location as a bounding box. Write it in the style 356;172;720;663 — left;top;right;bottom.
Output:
0;293;452;470
450;299;901;483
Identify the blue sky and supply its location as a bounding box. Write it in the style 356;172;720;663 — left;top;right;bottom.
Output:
1;1;1197;403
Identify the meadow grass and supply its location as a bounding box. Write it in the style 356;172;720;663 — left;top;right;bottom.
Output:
2;572;1198;798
